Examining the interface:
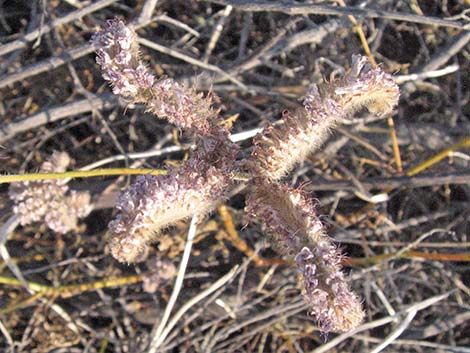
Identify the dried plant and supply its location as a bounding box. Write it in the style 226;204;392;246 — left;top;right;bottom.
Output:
9;151;92;234
92;19;399;333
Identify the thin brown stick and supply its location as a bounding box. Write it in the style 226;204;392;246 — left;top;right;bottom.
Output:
0;43;95;90
191;19;342;87
135;0;160;24
387;115;403;174
0;93;118;143
305;171;470;192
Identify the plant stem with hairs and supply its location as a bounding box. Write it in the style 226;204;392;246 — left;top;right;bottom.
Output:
91;18;400;333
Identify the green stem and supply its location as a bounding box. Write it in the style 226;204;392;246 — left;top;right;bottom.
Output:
0;168;166;184
0;275;50;293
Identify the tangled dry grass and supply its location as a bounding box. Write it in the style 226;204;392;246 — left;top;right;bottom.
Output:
1;1;469;352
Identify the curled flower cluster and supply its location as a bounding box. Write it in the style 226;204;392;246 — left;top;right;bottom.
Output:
245;180;325;258
147;78;217;134
246;181;363;332
91;19;218;134
9;152;92;234
91;19;152;97
296;246;364;332
108;156;233;263
92;19;400;333
251;55;400;181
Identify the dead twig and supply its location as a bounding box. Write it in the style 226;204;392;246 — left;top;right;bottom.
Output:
204;0;469;29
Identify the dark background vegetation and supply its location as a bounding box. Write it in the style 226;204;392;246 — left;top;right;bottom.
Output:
0;0;469;352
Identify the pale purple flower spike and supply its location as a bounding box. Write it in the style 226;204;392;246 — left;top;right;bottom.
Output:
296;246;364;333
246;181;364;332
9;152;92;234
251;54;400;181
92;19;216;133
108;156;232;263
92;19;154;97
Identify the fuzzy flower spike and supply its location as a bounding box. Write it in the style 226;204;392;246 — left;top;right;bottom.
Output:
246;180;364;332
92;19;218;134
108;156;233;263
251;55;399;180
9;152;92;234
